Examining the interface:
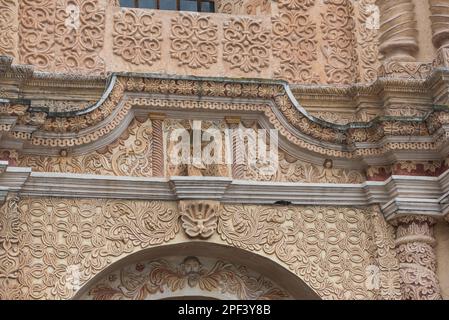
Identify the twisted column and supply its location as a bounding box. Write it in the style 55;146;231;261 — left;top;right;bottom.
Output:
225;117;245;180
149;113;165;177
377;0;419;61
392;216;442;300
429;0;449;67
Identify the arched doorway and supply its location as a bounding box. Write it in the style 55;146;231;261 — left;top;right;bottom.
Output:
74;242;320;300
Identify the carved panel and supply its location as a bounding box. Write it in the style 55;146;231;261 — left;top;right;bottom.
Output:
321;0;357;84
170;13;218;69
113;9;162;66
0;0;18;57
272;11;319;84
16;198;180;299
54;0;105;74
355;0;379;82
18;118;153;177
19;0;56;70
223;17;270;73
217;205;399;299
83;256;290;300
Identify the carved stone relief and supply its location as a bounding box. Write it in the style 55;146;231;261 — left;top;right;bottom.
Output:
179;201;219;239
82;256;290;300
0;0;18;57
0;197;405;300
392;216;442;300
17;118;153;177
321;0;357;84
223;17;270;73
113;9;162;66
170;13;218;69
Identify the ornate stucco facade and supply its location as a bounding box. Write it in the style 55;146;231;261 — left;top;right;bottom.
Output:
1;0;449;300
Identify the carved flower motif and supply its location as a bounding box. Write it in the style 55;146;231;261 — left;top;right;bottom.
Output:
223;18;270;73
170;13;218;69
113;10;162;66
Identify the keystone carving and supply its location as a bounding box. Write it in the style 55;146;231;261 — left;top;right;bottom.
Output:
179;200;220;239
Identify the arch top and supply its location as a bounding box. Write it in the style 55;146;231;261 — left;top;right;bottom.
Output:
74;242;321;300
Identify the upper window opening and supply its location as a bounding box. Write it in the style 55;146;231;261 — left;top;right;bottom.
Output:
120;0;215;13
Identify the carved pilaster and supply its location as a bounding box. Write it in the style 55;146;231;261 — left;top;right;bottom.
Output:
392;216;442;300
149;113;165;177
0;194;21;299
377;0;419;61
225;117;245;180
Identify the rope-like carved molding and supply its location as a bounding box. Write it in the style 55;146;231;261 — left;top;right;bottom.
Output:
2;75;449;159
0;197;406;300
82;256;291;300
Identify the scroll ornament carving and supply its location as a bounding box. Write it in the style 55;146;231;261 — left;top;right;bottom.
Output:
19;0;55;70
392;216;442;300
367;207;402;300
217;205;375;299
54;0;106;74
17;198;180;299
355;0;379;82
244;0;271;15
378;60;432;80
179;201;219;239
0;0;17;56
244;150;365;183
170;13;218;69
0;195;21;299
85;256;290;300
18;118;153;177
113;9;162;66
321;0;357;84
274;0;315;10
271;11;319;84
223;18;270;73
433;47;449;68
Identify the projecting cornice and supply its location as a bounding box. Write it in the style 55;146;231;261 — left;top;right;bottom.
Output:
0;167;447;219
1;56;449;163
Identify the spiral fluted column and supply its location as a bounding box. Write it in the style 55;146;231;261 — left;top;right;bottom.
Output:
392;216;442;300
149;113;165;177
377;0;419;61
429;0;449;67
225;117;245;180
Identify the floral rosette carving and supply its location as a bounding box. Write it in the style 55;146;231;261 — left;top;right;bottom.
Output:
223;17;270;73
54;0;106;74
170;13;218;69
113;9;162;66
